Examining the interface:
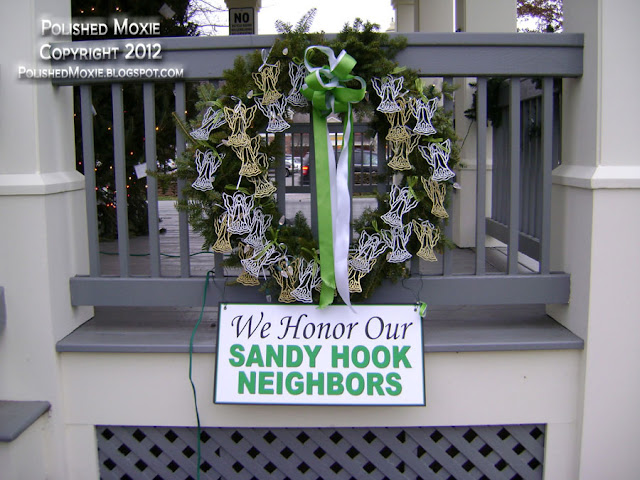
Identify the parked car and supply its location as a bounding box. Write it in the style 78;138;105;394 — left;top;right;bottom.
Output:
284;154;301;177
353;152;379;173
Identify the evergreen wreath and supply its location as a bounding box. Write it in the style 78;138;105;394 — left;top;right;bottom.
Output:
175;20;459;305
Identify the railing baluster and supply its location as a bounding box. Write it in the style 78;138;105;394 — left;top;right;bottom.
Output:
143;83;161;277
376;134;387;198
533;96;541;239
215;252;224;279
112;83;130;277
508;78;521;274
309;117;318;239
540;77;553;274
498;109;509;225
442;76;454;276
526;98;535;238
475;77;488;276
275;133;286;215
80;85;101;277
174;82;190;277
521;99;530;237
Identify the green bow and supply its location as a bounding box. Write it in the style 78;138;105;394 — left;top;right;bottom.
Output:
302;47;366;114
302;46;366;308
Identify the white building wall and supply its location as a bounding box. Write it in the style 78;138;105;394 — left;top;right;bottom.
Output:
0;0;92;478
4;0;636;477
0;415;51;480
60;349;581;479
549;0;640;478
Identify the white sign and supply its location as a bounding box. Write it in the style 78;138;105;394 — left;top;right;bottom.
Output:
229;8;255;35
214;304;425;406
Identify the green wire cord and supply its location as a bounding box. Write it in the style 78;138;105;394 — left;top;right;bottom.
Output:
99;251;217;258
189;270;212;480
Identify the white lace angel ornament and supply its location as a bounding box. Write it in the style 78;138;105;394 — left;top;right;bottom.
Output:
242;209;271;250
348;231;388;293
378;186;417;263
286;62;308;108
222;191;254;235
224;99;256;150
270;256;299;303
249;171;277;198
384;97;419;171
291;258;322;303
412;96;439;136
237;242;260;286
381;185;419;228
412;219;440;262
212;213;232;253
418;138;456;182
191;149;223;192
255;96;290;133
243;143;276;197
372;75;406;113
241;242;282;279
236;135;266;178
252;49;282;106
381;223;413;264
422;177;449;218
190;106;226;140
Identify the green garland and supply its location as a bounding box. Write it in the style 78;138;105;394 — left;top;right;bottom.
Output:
175;20;459;304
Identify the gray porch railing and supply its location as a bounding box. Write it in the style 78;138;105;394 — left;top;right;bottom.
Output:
54;33;582;307
488;79;562;260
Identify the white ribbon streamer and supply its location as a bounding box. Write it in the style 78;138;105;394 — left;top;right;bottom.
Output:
334;115;353;307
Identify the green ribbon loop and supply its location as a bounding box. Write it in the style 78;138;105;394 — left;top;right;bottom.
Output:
302;46;365;308
302;47;365;117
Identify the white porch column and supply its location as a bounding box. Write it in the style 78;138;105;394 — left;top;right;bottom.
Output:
456;0;516;32
0;0;94;478
418;0;455;32
392;0;454;33
392;0;516;247
391;0;418;32
548;0;640;477
452;0;515;247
